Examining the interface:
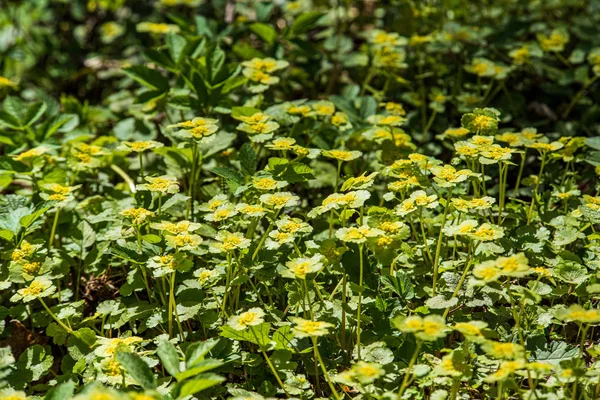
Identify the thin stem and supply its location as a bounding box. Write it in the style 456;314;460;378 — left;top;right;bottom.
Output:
311;337;342;400
432;188;453;295
48;208;60;250
512;150;527;201
398;340;423;397
138;153;145;181
39;298;73;334
357;243;364;360
527;152;547;224
251;327;290;397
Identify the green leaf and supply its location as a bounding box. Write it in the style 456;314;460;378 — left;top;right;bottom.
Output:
0;110;21;129
175;359;224;381
554;261;589;285
45;380;75;400
211;167;244;192
19;204;51;230
11;345;53;386
529;341;578;365
220;323;271;348
0;156;27;173
123;66;170;92
381;271;415;300
239;143;257;176
249;23;278;44
23;101;47;127
167;34;188;64
3;96;25;122
177;373;225;398
425;295;459;310
290;12;323;35
44;113;79;139
116;351;157;389
157;340;181;378
207;45;225;83
231;106;261;119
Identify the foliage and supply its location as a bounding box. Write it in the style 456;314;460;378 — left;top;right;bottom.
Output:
0;0;600;399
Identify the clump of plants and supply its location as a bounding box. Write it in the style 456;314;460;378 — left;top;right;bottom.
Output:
0;0;600;399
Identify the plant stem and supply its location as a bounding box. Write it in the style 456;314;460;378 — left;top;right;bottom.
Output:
512;150;527;201
432;188;453;295
527;152;547;224
398;340;423;397
357;243;364;360
251;327;290;397
39;298;73;334
48;208;60;250
138;153;145;181
311;337;341;400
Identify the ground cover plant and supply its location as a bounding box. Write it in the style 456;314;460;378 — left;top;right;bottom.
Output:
1;0;600;399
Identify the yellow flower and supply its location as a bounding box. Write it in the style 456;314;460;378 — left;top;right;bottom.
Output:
557;304;600;324
438;127;469;141
151;220;201;234
211;231;251;253
472;261;502;283
339;361;385;384
469;223;504;241
121;207;154;225
287;105;311;116
11;241;39;262
482;341;525;360
528;141;564;152
311;101;336;116
14;147;47;162
266;137;296;151
335;225;383;243
259;192;300;209
252;176;287;190
119;140;163;153
137;175;179;194
510;46;530;65
136;22;180;34
384;102;407;116
430;165;475;187
484;360;525;382
395;315;448;341
290;317;333;338
0;76;17;88
496;253;531;277
22;261;41;276
11;277;55;303
204;204;238;222
282;255;324;279
235;203;267;217
537;29;569;52
322;149;362;162
228;308;265;330
241;58;288;73
454;321;487;342
165;233;203;250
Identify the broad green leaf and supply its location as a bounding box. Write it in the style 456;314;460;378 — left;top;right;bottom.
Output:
167;34;188;64
123;66;170;92
220;323;271;348
45;380;75;400
290;12;323;35
116;351;157;389
23;101;47;127
177;373;225;398
238;143;257;176
250;23;277;44
157;340;181;378
175;359;223;381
